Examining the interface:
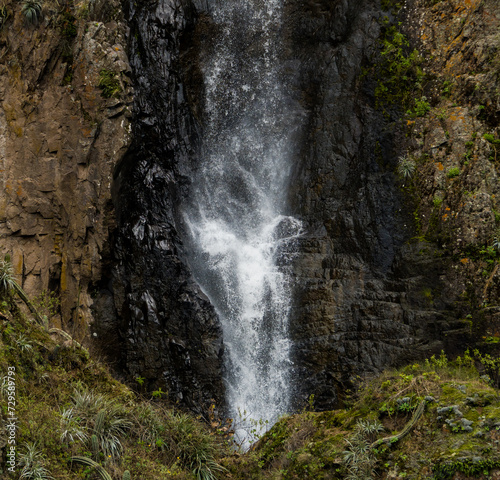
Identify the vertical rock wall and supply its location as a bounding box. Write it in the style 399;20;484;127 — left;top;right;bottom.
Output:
283;0;450;409
2;0;498;415
0;0;132;335
93;0;225;411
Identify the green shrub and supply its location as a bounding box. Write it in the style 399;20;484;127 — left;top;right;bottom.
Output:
433;196;443;208
61;9;77;38
483;133;500;145
373;24;425;110
411;97;431;117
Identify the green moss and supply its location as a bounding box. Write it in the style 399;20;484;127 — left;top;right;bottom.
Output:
433;457;500;480
256;417;292;466
446;167;460;178
61;9;77;38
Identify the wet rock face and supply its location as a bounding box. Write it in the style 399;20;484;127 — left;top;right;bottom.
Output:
93;0;224;411
283;0;449;410
96;0;498;414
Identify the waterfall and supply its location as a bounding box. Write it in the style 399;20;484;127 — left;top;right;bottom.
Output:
182;0;303;445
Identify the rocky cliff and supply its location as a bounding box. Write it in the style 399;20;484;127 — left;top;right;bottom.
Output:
286;0;500;409
1;0;499;415
0;0;132;333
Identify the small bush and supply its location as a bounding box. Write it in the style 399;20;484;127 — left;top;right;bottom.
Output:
411;97;431;117
433;195;443;208
483;133;500;145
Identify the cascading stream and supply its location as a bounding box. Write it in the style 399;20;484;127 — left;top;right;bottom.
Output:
182;0;303;445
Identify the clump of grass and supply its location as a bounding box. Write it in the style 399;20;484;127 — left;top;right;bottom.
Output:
397;155;416;179
19;442;54;480
60;407;89;444
0;255;17;295
343;420;384;480
92;406;131;460
98;70;122;98
169;412;226;480
21;0;43;25
130;405;226;480
64;388;131;461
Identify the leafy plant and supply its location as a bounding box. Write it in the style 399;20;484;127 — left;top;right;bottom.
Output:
425;350;449;368
167;412;227;480
60;407;89;444
433;195;443;208
33;290;60;322
92;406;131;460
21;0;43;25
0;256;46;326
372;24;425;111
484;133;499;161
446;167;460;178
492;236;500;253
19;442;54;480
397;155;416;179
15;334;33;353
483;133;500;145
60;9;77;38
152;387;165;398
0;256;17;295
343;420;384;480
473;349;500;388
441;80;453;97
70;457;112;480
67;388;131;460
411;97;431;117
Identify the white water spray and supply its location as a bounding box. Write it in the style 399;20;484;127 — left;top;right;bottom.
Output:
182;0;303;446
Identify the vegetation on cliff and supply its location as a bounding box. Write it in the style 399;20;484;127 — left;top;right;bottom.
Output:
6;254;499;476
366;0;500;354
0;284;228;480
2;275;500;479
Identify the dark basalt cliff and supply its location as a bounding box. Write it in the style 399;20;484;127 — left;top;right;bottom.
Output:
93;0;225;411
284;0;441;409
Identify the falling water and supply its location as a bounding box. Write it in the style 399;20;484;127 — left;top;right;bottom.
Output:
182;0;303;445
